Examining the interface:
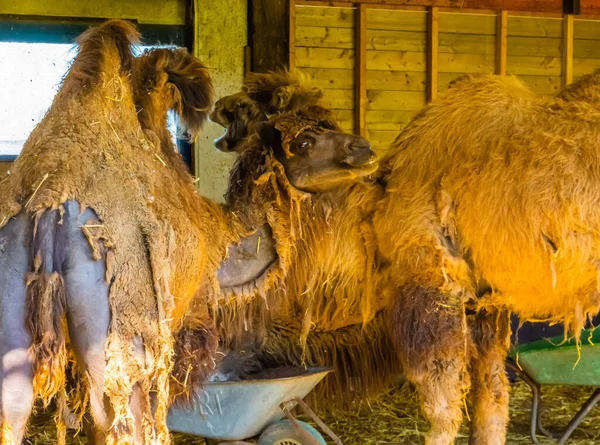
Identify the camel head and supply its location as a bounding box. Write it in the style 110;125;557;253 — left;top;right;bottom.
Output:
226;104;378;211
210;71;323;153
264;106;378;193
132;47;214;154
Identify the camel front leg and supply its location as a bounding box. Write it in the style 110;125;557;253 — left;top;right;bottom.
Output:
390;285;471;445
468;309;510;445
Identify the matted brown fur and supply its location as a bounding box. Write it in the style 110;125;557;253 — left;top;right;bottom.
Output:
212;80;398;404
0;20;258;444
375;73;600;444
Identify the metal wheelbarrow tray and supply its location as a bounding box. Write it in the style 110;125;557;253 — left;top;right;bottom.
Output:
507;328;600;444
167;366;343;445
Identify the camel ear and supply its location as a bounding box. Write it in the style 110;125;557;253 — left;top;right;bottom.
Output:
272;85;295;110
135;48;214;137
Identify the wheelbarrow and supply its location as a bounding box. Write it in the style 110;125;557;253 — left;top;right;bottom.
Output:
167;366;344;445
506;327;600;444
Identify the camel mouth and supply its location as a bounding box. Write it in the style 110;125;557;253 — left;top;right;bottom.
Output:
345;156;379;176
213;132;233;152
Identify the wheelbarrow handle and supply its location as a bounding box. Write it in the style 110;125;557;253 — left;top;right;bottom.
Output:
284;397;345;445
282;405;326;445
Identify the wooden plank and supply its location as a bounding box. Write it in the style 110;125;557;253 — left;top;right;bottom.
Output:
563;14;574;88
496;10;508;74
296;47;355;69
321;89;355;109
574;38;600;59
507;36;561;57
253;0;289;72
367;71;427;91
439;33;495;54
367;90;427;110
300;67;355;89
507;16;562;37
296;26;354;49
427;6;439;103
366;29;496;54
298;0;600;15
289;0;296;71
573;58;600;77
438;12;496;35
367;9;427;31
0;0;186;25
367;109;418;125
438;53;496;73
356;4;367;137
366;130;399;151
517;74;562;95
437;71;472;91
506;55;561;75
367;50;427;71
574;19;600;40
296;5;355;28
367;30;427;52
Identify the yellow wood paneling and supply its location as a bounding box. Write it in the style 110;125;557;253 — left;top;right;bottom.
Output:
300;68;355;89
296;5;355;28
321;89;355;109
367;9;427;32
296;26;354;49
438;12;496;35
507;16;562;38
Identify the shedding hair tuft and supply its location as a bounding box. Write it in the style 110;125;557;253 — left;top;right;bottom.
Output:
134;48;214;136
71;19;139;87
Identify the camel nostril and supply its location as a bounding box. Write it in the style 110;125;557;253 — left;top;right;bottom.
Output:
348;143;371;153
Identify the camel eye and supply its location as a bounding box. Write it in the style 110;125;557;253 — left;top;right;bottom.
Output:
237;103;245;109
295;138;314;154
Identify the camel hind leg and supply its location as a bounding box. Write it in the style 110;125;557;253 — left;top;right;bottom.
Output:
390;286;470;445
59;201;113;443
468;309;510;445
0;213;35;443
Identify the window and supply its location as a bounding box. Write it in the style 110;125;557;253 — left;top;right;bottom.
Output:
0;19;190;165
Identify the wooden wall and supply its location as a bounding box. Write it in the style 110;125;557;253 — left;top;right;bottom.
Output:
574;19;600;80
293;3;600;152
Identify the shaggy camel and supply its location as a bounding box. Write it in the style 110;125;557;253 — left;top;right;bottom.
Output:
375;73;600;445
0;22;377;443
209;72;400;403
0;21;241;444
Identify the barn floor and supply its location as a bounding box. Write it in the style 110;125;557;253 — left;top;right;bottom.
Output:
25;380;600;444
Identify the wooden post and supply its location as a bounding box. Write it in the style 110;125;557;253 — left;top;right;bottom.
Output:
562;13;574;88
495;10;507;75
251;0;291;72
355;4;367;137
426;6;439;103
289;0;296;71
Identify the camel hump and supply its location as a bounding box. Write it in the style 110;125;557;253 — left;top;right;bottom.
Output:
71;19;140;87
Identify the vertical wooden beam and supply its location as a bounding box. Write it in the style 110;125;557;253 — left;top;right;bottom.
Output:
495;10;508;75
289;0;297;71
562;13;574;88
426;6;439;103
251;0;290;72
355;4;367;137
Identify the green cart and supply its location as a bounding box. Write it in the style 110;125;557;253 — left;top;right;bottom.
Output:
507;328;600;444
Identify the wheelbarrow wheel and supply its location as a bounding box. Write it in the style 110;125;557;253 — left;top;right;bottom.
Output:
258;420;327;445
